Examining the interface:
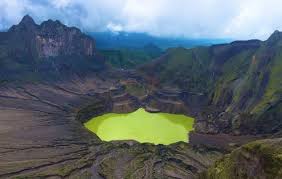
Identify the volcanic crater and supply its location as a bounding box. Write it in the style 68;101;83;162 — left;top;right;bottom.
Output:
0;15;281;179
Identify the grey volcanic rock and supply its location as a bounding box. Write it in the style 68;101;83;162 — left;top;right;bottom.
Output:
9;15;95;58
145;106;161;113
0;15;104;82
145;88;189;114
37;20;94;58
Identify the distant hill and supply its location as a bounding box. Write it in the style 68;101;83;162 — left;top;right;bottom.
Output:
100;43;163;69
88;31;230;50
89;31;230;69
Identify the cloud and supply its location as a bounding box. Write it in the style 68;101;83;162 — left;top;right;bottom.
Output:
106;22;123;32
50;0;72;8
0;0;282;39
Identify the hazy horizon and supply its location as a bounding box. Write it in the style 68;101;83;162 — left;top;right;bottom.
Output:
1;0;282;40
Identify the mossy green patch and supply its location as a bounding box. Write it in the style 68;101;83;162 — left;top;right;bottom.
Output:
212;50;254;105
84;108;194;145
157;47;212;93
201;139;282;179
252;46;282;114
101;46;162;69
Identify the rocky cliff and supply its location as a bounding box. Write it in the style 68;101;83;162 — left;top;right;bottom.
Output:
0;15;103;82
8;15;95;58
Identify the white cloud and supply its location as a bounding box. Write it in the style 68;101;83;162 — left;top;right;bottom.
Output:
0;0;27;28
223;0;282;39
50;0;72;9
106;22;123;32
0;0;282;39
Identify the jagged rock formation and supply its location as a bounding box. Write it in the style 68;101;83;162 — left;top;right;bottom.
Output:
9;15;95;58
0;15;103;81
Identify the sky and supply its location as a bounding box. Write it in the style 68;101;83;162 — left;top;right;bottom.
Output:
1;0;282;40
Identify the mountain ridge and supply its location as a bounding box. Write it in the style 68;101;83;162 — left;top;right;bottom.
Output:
139;30;282;136
0;15;106;82
8;15;95;58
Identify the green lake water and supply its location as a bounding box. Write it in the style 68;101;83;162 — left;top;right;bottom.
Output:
84;108;194;145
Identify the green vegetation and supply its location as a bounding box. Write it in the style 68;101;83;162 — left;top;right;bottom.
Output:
84;108;194;145
212;49;254;105
252;46;282;114
201;139;282;179
153;47;212;92
101;44;162;69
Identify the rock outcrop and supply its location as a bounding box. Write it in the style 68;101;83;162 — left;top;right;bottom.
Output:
145;87;190;114
9;15;95;58
0;15;103;82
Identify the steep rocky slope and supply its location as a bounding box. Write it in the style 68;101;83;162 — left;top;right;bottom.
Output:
0;15;104;82
140;34;282;136
8;15;95;58
200;138;282;179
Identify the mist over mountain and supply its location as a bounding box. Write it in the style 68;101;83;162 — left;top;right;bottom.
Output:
88;31;230;49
